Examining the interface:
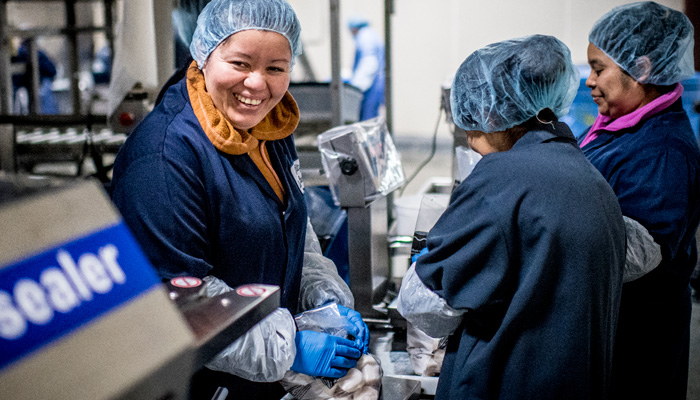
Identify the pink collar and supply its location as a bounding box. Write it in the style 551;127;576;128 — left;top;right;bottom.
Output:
580;83;683;148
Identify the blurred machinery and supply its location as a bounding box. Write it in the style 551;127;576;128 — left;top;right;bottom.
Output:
290;81;364;184
0;0;165;180
0;175;280;400
0;0;118;180
107;86;151;135
290;82;364;137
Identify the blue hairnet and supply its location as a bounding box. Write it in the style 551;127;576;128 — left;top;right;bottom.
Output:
190;0;302;68
348;16;369;30
450;34;579;133
589;1;694;85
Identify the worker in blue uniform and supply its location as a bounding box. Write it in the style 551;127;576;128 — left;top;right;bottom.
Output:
11;38;58;114
109;1;368;398
397;35;627;399
580;3;700;399
348;17;385;121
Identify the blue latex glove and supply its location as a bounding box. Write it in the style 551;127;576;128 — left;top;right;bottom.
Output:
291;330;362;378
336;304;370;354
411;247;429;263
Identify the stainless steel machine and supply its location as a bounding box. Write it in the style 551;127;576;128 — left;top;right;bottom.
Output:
317;119;405;319
290;81;364;186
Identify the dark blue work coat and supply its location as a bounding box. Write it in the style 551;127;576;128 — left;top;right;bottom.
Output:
110;77;307;399
581;99;700;400
417;123;625;400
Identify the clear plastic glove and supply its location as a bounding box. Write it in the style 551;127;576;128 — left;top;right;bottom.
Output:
201;277;297;382
205;308;296;382
299;219;355;311
336;304;369;354
623;216;662;282
291;330;362;378
397;263;465;339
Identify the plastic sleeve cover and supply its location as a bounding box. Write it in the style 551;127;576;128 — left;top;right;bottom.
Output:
396;263;465;338
201;276;297;382
623;216;662;283
298;219;354;311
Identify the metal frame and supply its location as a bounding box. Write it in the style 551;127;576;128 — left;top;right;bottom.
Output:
0;0;115;116
0;0;117;175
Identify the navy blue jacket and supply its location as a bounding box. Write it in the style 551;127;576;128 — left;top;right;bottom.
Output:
110;77;307;399
417;123;625;400
581;99;700;399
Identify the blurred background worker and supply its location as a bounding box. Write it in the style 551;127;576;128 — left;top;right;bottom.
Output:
347;16;385;121
397;34;626;400
580;2;700;399
11;37;58;114
109;0;368;398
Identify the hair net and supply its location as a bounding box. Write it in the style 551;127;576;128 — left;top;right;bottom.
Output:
190;0;302;68
589;1;695;85
450;34;579;133
348;16;369;30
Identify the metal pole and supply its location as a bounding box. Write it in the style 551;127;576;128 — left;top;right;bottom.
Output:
153;0;175;86
66;0;82;115
0;1;12;114
27;39;40;114
329;0;343;127
104;0;115;72
384;0;395;227
383;0;393;134
0;124;15;172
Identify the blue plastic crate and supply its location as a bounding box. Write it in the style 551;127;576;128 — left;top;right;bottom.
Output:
561;67;700;140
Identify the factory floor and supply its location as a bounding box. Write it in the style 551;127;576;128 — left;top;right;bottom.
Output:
391;134;700;400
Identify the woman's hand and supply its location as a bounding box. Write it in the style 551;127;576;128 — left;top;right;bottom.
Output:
336;304;370;354
291;330;362;378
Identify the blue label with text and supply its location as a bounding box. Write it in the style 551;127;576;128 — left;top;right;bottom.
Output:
0;222;161;371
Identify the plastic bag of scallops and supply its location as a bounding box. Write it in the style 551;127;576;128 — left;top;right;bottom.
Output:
279;304;383;400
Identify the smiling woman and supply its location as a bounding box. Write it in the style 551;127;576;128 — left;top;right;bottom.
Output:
585;43;658;120
108;0;368;399
202;30;292;130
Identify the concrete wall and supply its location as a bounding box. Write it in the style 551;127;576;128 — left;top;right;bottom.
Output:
289;0;686;137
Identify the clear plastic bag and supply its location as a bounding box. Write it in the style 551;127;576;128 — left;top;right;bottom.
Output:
410;194;450;261
318;116;405;206
293;303;353;338
279;304;383;400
